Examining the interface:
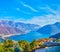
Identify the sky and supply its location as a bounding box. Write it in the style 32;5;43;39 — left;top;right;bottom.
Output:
0;0;60;26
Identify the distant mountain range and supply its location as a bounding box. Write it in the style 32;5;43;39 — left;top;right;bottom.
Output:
37;22;60;35
0;20;60;41
0;20;40;36
50;33;60;39
0;21;60;42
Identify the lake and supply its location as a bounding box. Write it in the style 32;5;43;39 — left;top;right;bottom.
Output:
35;46;60;52
7;31;50;42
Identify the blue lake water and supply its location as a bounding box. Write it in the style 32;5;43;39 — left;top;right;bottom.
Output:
7;31;50;42
35;46;60;52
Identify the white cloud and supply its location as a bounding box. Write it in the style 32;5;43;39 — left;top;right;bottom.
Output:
15;6;60;26
20;1;39;12
16;7;31;15
39;5;57;14
16;8;20;11
21;10;31;15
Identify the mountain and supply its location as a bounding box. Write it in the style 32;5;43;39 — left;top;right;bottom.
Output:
50;33;60;38
54;22;60;29
14;22;40;31
0;20;40;36
37;22;60;35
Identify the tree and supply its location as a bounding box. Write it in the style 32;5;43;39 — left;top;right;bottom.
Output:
58;39;60;42
18;40;30;49
0;42;5;52
23;44;31;52
14;47;20;52
30;40;38;49
4;39;14;52
53;38;56;42
4;39;14;48
18;40;31;52
14;43;20;52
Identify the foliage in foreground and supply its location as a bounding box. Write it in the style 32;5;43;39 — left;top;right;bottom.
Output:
0;38;59;52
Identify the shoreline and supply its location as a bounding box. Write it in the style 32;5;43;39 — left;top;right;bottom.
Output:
0;33;22;39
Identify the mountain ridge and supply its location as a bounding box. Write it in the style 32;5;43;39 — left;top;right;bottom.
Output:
50;33;60;38
0;20;40;37
37;22;60;35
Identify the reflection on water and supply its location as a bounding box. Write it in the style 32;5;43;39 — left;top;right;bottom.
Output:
35;46;60;52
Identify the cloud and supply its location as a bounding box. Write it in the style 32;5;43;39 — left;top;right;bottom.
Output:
0;16;13;19
21;10;31;15
20;1;39;12
16;8;20;11
45;5;57;14
15;18;26;22
16;7;31;15
39;5;57;15
15;6;60;26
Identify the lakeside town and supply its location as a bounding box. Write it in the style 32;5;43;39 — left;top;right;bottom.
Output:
0;38;60;52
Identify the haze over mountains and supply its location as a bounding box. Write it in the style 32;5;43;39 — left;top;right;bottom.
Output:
0;20;60;41
37;22;60;35
0;20;40;36
7;22;60;42
50;33;60;39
